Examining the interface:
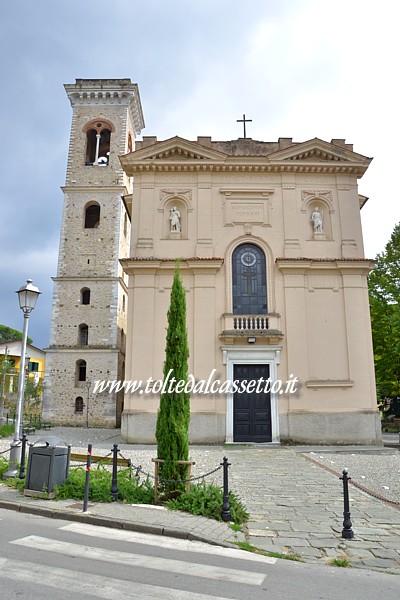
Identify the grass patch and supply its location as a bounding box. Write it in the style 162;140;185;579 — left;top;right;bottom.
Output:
0;457;25;490
55;466;155;504
1;458;250;527
263;550;302;561
59;470;249;525
229;522;243;533
329;557;351;568
165;482;249;524
0;457;9;478
234;541;302;561
0;424;14;438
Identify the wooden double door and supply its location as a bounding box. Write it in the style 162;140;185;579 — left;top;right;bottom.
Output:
233;364;272;443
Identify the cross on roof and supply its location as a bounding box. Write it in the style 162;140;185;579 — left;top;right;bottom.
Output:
236;114;252;138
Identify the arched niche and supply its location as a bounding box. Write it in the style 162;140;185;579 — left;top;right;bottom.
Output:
301;191;333;241
160;192;191;240
307;200;332;240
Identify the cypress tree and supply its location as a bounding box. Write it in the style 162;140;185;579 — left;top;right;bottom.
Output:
156;267;190;495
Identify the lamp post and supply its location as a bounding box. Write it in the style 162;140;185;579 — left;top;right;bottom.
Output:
4;279;41;478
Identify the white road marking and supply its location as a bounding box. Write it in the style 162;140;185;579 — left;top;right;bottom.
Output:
60;521;276;564
0;557;238;599
10;535;266;586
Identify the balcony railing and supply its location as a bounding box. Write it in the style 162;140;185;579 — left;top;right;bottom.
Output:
221;313;282;336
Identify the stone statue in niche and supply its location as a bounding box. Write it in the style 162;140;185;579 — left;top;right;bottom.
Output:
169;206;181;232
311;206;323;234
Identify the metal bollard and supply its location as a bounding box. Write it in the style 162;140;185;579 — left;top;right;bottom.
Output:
340;467;354;539
111;443;119;502
220;456;232;522
18;434;28;479
83;443;92;513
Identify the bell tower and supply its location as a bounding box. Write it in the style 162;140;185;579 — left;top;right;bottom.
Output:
43;79;144;426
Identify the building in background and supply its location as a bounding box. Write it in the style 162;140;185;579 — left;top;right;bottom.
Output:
0;342;46;419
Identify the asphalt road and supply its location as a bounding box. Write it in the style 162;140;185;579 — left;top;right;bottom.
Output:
0;508;399;600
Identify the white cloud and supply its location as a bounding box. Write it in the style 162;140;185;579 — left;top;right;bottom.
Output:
1;0;400;346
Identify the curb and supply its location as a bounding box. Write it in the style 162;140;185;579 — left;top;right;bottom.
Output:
0;498;235;549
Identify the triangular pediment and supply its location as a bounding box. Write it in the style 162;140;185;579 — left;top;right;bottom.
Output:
269;138;371;164
122;136;228;163
120;135;372;177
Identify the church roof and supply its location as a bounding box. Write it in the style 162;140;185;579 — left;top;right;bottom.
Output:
120;136;372;177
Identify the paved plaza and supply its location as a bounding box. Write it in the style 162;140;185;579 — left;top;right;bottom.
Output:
1;428;399;573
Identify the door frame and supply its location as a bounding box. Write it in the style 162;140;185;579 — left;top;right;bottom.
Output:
222;346;281;443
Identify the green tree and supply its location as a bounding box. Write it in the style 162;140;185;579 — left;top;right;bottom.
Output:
368;223;400;416
155;267;190;495
24;377;44;413
0;324;33;345
0;352;16;421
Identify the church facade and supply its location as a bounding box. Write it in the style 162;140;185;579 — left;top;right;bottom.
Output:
45;78;381;445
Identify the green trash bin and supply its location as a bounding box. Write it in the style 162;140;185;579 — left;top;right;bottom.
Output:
24;437;71;498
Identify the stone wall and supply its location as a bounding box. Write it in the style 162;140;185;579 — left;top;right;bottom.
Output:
45;79;143;427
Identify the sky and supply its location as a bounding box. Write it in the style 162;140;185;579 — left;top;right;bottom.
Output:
0;0;399;349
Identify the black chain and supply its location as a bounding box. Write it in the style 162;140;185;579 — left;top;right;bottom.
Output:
117;451;132;468
0;444;21;456
65;450;224;486
131;462;223;484
349;479;400;507
70;451;113;468
92;451;113;464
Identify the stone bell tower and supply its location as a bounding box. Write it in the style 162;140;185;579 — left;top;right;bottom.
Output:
43;79;144;426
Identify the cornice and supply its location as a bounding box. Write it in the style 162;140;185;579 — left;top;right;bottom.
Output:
305;380;354;388
52;276;127;285
120;160;368;176
219;188;274;196
46;346;121;354
62;185;128;194
120;257;224;275
276;258;375;274
64;79;145;134
120;136;371;178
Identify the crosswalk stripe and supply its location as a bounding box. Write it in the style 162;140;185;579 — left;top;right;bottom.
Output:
10;535;266;586
60;522;276;564
0;557;236;599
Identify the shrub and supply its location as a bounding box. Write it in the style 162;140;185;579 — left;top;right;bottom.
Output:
55;466;155;505
165;482;249;524
117;470;154;504
0;456;9;478
0;424;14;438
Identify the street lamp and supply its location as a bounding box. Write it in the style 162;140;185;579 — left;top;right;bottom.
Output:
4;279;41;479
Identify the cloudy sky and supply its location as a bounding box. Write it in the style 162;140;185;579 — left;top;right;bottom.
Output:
0;0;398;349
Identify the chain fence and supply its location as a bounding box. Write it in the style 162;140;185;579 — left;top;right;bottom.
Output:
0;439;233;520
0;443;20;456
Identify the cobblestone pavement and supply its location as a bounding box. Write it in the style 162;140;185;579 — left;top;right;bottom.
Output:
1;427;399;573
